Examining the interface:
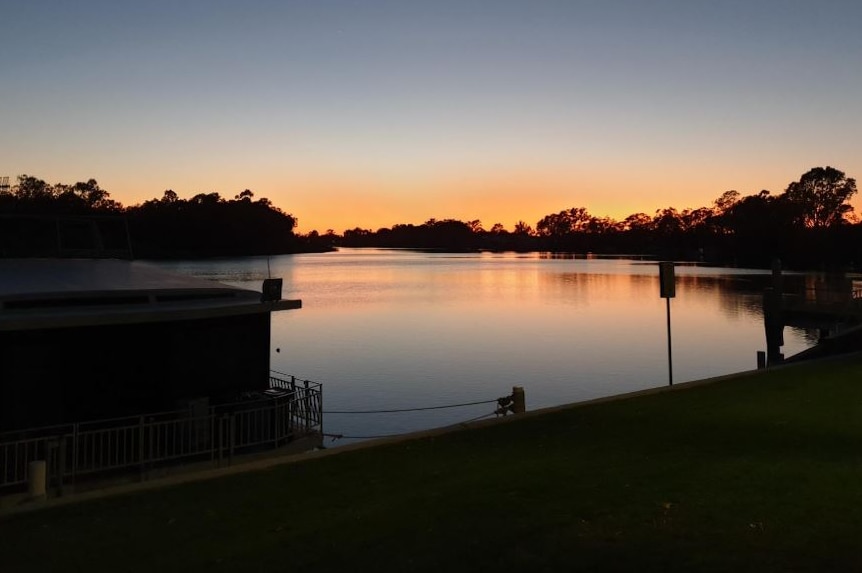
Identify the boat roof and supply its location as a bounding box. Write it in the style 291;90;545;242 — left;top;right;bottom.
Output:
0;258;300;331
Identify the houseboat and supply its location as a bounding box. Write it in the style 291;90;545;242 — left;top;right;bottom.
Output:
0;215;321;497
0;257;301;431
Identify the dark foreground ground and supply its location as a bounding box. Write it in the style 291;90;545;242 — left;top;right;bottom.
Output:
2;353;862;572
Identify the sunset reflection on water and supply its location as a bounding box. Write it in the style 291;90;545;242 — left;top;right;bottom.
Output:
156;249;826;446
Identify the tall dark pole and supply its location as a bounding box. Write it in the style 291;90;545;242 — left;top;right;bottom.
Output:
659;261;675;387
666;297;673;386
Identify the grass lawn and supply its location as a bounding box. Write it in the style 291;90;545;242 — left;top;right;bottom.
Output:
2;354;862;572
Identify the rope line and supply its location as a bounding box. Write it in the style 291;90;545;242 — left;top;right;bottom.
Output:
322;410;501;442
323;432;401;440
269;370;504;414
270;370;517;443
323;399;498;414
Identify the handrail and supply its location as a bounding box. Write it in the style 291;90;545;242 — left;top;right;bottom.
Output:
0;376;322;494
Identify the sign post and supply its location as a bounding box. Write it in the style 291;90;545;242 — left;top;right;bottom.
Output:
659;262;675;386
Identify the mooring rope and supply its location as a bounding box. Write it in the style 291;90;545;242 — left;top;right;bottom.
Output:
321;409;500;442
323;399;499;414
322;432;399;441
270;369;503;414
270;369;518;442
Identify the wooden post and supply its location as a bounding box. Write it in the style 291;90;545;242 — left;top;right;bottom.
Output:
512;386;526;414
756;351;766;369
28;460;47;500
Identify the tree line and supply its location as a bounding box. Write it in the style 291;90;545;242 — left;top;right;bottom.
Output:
0;166;858;269
340;166;860;270
0;177;314;258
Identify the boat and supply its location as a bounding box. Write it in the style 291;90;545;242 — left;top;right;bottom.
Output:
0;256;301;431
0;214;321;499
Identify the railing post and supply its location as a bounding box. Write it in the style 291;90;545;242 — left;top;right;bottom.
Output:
57;437;66;496
71;423;79;486
44;438;58;496
138;416;146;480
148;417;155;464
228;414;235;464
218;415;225;467
210;412;216;463
318;384;323;436
289;387;296;437
304;380;311;432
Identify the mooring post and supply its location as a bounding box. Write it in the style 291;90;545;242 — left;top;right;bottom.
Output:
28;460;47;501
512;386;526;414
756;350;766;369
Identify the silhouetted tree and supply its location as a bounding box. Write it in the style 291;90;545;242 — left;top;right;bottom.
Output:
782;166;857;228
513;220;533;236
652;208;683;236
712;190;740;214
536;207;592;236
621;213;652;232
14;175;53;201
126;189;301;258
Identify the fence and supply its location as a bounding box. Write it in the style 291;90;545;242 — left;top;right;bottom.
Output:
0;376;322;496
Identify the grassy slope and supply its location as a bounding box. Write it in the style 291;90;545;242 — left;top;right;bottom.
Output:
2;355;862;572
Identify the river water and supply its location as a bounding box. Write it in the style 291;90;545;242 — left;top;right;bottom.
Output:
152;248;827;447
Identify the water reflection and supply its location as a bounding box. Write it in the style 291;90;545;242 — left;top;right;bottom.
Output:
152;249;845;446
149;256;275;286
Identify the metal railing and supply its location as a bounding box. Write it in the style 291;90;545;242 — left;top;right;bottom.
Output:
0;377;322;495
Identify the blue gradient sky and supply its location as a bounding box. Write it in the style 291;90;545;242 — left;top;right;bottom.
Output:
2;1;860;233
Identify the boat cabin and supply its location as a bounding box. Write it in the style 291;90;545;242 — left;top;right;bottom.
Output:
0;258;300;432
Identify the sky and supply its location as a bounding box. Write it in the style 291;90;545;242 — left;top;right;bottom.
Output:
2;0;861;233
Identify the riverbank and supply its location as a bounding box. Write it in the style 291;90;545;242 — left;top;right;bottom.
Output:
2;353;862;572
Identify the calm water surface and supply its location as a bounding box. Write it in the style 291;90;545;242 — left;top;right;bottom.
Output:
153;249;823;447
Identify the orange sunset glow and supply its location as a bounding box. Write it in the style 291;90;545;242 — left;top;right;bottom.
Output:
2;2;860;234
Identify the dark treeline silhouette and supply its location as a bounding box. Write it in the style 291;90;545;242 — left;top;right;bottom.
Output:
129;189;304;258
340;167;861;271
0;176;328;258
1;166;858;269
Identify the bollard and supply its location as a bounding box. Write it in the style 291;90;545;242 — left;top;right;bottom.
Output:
512;386;526;414
756;351;766;369
28;460;47;500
